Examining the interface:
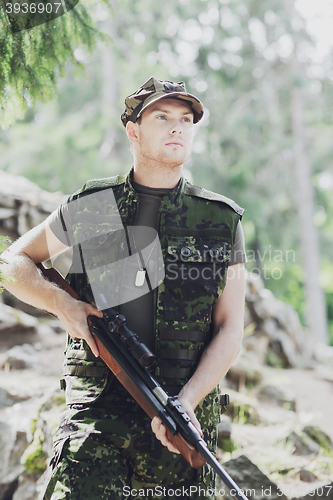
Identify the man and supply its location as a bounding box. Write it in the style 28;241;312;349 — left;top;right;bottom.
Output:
1;77;246;499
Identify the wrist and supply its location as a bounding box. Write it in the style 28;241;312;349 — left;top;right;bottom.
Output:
178;384;200;410
52;288;76;318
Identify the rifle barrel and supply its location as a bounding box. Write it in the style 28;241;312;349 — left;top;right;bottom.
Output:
196;441;249;500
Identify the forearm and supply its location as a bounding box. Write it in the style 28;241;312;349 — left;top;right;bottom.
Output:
1;249;72;316
152;323;243;447
1;248;102;356
179;264;246;410
1;223;103;356
178;324;242;409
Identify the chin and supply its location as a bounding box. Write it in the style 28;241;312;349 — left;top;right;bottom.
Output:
163;152;189;166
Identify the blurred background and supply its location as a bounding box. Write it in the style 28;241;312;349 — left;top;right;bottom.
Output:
1;1;333;497
1;0;332;346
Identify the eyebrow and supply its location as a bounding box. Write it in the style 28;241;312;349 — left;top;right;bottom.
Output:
151;108;193;116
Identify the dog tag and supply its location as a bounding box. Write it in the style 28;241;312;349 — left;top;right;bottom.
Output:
135;269;146;287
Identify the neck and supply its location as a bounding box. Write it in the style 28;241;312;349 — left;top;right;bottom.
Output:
132;161;182;188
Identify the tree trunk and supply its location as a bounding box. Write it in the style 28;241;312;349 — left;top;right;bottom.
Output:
285;0;328;344
100;15;120;158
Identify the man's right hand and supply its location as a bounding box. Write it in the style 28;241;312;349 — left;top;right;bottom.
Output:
55;294;103;357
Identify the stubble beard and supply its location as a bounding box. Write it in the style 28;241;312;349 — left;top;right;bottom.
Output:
137;135;191;174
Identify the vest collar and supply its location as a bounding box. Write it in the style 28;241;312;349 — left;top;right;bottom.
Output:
124;167;186;214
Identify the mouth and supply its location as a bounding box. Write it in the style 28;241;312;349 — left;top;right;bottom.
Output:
165;142;184;147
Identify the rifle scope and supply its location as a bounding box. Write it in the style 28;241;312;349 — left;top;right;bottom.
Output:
85;288;155;368
103;307;156;369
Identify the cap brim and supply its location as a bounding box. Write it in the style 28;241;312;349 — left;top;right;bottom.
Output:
137;92;204;123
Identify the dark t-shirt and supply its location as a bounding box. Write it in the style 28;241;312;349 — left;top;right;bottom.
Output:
47;181;246;350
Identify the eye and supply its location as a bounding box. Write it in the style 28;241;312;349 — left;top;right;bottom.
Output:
156;114;167;120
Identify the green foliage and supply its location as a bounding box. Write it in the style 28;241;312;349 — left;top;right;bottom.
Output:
21;428;47;475
0;0;112;129
303;426;333;453
218;437;237;453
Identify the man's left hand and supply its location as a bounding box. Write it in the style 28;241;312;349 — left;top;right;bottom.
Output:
151;397;202;453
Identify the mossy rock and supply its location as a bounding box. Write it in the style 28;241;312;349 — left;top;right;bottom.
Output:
217;437;237;453
21;427;48;475
303;426;333;452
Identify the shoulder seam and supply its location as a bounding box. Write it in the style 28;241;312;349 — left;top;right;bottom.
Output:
72;175;124;199
184;181;244;216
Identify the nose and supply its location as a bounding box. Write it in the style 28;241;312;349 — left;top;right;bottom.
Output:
170;120;182;134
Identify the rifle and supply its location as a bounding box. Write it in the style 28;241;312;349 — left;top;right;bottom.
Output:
37;263;248;500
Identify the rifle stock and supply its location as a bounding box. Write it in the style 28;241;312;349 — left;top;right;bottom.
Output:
38;263;249;500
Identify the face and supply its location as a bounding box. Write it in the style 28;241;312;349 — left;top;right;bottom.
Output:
128;98;195;169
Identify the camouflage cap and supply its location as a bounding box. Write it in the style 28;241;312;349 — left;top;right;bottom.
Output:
121;76;204;127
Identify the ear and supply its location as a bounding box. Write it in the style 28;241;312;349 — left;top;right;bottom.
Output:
126;121;139;146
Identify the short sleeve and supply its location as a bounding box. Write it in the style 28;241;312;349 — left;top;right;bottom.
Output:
228;221;246;266
46;200;73;247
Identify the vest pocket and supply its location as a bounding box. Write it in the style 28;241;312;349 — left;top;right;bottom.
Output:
164;236;230;322
63;344;111;405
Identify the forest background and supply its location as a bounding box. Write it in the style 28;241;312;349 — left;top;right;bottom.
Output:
0;0;332;346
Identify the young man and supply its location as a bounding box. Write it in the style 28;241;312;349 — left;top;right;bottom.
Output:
1;77;246;499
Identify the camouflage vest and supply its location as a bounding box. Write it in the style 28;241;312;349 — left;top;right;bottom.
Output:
61;170;244;411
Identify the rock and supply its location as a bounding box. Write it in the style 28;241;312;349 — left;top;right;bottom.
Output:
1;291;51;319
313;343;333;365
303;426;333;452
286;431;320;456
292;482;333;500
12;474;38;500
0;303;39;349
227;357;263;390
2;344;39;370
298;469;318;482
0;390;67;499
21;390;66;478
44;319;64;334
245;272;308;368
224;390;261;425
217;415;236;452
0;421;29;500
242;333;270;365
0;387;17;407
218;415;232;438
21;427;48;475
217;455;287;500
0;170;67;239
257;383;296;411
0;479;18;500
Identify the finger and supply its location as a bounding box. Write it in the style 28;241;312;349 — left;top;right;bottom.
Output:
191;414;202;436
166;438;181;454
151;418;180;454
69;326;100;358
85;330;99;358
151;416;161;431
151;416;163;435
86;304;104;318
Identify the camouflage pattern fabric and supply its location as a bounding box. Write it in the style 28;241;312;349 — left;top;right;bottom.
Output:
61;170;243;403
120;76;204;126
44;382;218;500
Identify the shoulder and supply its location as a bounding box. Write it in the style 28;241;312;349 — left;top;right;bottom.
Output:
183;180;244;217
71;174;126;200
